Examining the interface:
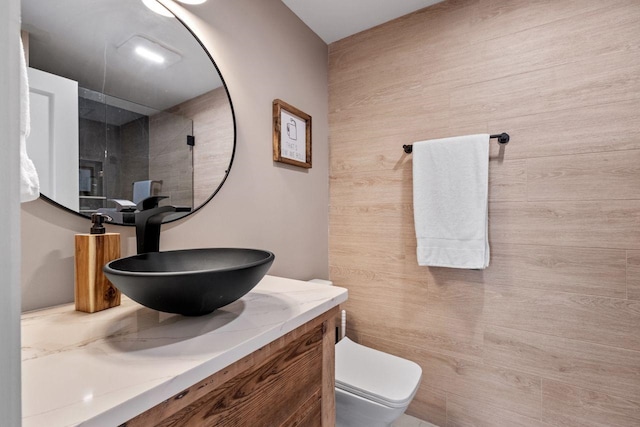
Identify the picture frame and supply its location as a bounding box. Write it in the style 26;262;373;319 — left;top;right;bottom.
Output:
273;99;312;169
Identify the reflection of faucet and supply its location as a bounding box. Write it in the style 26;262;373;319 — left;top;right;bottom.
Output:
135;206;177;254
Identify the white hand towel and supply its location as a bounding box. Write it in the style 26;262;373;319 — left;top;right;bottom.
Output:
412;134;490;269
20;37;40;202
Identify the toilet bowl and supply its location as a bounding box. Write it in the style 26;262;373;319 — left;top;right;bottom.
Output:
335;337;422;427
306;280;422;426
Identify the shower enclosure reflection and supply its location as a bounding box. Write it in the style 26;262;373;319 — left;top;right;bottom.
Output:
77;88;193;221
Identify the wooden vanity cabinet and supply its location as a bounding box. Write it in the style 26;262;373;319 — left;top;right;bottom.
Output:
122;307;338;427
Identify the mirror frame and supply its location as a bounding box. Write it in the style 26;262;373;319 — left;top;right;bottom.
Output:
37;4;236;225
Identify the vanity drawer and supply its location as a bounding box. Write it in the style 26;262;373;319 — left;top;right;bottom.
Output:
123;307;337;427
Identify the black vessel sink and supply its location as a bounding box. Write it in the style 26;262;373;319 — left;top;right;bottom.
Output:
103;248;275;316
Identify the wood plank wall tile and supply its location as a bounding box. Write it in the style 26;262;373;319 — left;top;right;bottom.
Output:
329;156;525;206
484;244;627;298
487;100;640;161
329;170;411;206
330;268;429;312
489;201;640;249
484;325;640;401
469;0;632;44
484;286;640;351
627;251;640;301
329;1;478;82
329;240;416;275
328;0;640;424
472;3;640;79
406;386;448;427
527;150;640;201
330;86;449;143
541;380;640;427
330;138;413;175
449;53;640;125
446;394;551;427
330;266;485;361
329;238;421;273
488;159;526;201
409;4;640;95
353;306;485;362
425;279;485;324
359;333;542;419
330;204;416;239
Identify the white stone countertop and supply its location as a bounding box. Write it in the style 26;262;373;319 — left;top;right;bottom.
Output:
21;275;347;427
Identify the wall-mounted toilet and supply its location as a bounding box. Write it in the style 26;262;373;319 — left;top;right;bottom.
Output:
335;337;422;427
307;280;422;427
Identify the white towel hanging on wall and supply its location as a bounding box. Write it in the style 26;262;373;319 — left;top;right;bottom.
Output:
412;134;490;269
19;36;40;202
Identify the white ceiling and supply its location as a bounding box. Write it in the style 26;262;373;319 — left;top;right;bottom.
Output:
21;0;222;112
281;0;444;44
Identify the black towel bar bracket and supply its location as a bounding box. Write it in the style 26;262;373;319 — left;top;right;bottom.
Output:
402;133;509;154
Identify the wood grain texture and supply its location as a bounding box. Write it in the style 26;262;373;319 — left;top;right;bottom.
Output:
488;159;526;201
330;136;413;174
328;0;640;424
124;308;337;427
482;244;627;298
626;251;640;300
488;99;640;161
449;50;640;125
447;394;550;427
469;1;640;83
405;386;447;427
527;150;640;201
321;312;336;427
339;276;484;360
330;204;415;239
484;325;640;401
359;333;542;419
470;0;634;45
542;380;640;427
282;390;322;427
330;170;411;206
489;200;640;250
329;157;524;205
329;237;423;277
485;285;640;351
74;233;121;313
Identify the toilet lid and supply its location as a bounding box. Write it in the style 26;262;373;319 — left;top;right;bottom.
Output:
335;338;422;409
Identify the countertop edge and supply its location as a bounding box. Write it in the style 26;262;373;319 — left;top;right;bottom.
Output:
90;293;347;426
22;276;348;427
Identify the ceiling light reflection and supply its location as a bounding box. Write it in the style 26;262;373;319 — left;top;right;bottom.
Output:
135;46;166;64
141;0;173;17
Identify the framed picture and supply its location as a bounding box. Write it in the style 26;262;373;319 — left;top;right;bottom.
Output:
273;99;312;168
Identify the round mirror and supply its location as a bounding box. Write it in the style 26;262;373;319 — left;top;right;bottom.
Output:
21;0;235;225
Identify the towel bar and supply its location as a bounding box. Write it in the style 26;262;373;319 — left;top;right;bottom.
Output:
402;133;509;154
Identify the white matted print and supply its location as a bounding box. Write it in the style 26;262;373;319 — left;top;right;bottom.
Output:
273;99;312;168
281;110;306;162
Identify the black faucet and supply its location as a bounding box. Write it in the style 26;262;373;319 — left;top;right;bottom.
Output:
135;206;177;254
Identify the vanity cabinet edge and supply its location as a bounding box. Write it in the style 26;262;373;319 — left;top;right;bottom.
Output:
122;306;338;426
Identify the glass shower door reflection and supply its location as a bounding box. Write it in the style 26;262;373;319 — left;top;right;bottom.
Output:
148;111;194;210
